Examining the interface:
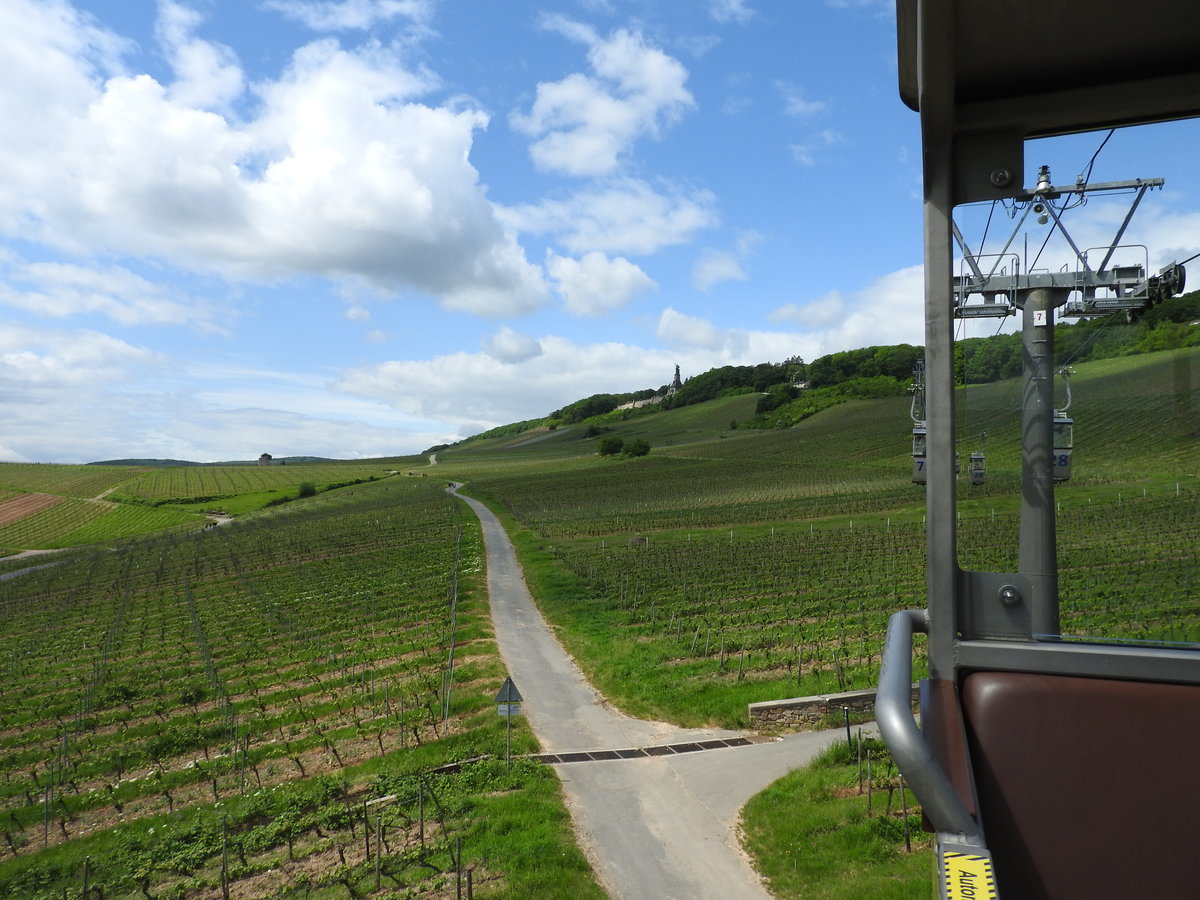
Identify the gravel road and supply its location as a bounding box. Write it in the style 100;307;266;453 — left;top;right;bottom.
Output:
452;487;846;899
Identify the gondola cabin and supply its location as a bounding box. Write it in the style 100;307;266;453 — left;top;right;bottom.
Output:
912;424;927;484
968;451;986;485
1052;414;1073;483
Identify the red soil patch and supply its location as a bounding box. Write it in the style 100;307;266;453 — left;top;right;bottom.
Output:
0;493;62;527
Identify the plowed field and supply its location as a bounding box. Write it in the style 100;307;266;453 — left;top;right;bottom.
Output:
0;493;62;526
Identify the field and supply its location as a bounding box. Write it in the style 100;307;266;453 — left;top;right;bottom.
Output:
0;460;426;553
0;477;601;899
0;345;1194;898
436;348;1200;728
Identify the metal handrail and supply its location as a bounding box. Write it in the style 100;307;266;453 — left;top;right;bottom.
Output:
876;609;984;844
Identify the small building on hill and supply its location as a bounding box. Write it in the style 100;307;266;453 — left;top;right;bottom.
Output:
258;453;273;466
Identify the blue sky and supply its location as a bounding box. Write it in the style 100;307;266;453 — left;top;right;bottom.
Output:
1;0;1197;463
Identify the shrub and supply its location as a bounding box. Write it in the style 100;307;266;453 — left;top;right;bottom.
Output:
297;482;317;498
597;436;624;456
622;438;650;457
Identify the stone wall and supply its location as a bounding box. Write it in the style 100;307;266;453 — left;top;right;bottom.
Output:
748;684;920;729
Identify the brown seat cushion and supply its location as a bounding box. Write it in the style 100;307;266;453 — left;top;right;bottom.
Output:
962;670;1200;900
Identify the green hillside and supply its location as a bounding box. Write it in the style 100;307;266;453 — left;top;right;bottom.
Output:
0;344;1193;899
430;347;1198;726
0;477;601;900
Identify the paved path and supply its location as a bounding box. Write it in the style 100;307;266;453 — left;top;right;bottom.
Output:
452;488;845;899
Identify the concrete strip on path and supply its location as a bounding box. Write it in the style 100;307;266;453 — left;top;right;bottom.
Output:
452;488;847;899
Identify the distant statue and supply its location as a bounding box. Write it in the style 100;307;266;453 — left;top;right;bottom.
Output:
669;364;683;394
258;453;273;466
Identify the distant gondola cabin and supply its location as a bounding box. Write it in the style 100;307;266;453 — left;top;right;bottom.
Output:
1053;415;1073;482
912;425;927;484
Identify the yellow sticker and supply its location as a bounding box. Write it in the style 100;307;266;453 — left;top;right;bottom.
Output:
942;851;998;900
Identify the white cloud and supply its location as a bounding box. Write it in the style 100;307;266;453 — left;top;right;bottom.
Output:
691;230;763;291
262;0;435;32
0;261;228;333
547;251;657;316
709;0;755;24
1056;203;1200;273
656;308;837;366
510;21;693;177
483;326;544;364
501;177;718;255
0;0;548;318
0;324;160;392
336;335;681;429
692;249;745;292
156;1;244;110
346;305;372;322
790;129;845;166
769;264;924;352
777;81;825;117
657;309;729;355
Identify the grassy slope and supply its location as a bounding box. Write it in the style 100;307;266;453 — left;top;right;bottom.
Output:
0;347;1194;897
438;345;1196;900
0;477;604;900
0;458;431;553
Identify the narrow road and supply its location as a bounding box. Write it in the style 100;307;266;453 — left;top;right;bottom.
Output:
452;487;844;899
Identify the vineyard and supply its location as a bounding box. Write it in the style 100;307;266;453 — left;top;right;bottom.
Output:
0;477;600;899
437;347;1200;727
0;464;150;500
0;499;201;551
0;343;1193;898
113;463;411;505
0;460;427;553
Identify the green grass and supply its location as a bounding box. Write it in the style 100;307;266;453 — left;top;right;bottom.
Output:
0;497;201;549
0;463;148;498
741;739;932;899
113;463;402;503
0;476;605;899
0;344;1193;896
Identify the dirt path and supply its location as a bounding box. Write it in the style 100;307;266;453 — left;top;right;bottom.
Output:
451;486;843;900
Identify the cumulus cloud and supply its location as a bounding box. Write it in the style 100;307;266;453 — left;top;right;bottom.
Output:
768;264;924;352
510;20;693;177
0;0;548;317
336;335;681;430
691;230;762;291
691;250;745;291
709;0;755;24
790;129;845;166
547;251;657;316
156;1;244;110
483;326;544;364
655;308;840;367
502;177;718;255
262;0;435;32
777;81;825;117
0;260;228;333
0;324;160;393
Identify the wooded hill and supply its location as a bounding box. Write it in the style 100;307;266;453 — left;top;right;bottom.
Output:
453;288;1198;449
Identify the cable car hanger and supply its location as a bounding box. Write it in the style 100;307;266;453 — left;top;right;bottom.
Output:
950;167;1184;320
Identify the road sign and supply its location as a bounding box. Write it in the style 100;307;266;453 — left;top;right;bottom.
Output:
494;677;523;704
495;677;524;768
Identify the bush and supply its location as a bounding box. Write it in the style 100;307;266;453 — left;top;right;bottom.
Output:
622;438;650;457
597;435;624;456
297;482;317;498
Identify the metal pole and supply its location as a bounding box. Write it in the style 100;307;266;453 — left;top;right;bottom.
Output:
505;709;512;770
1018;287;1062;636
918;0;960;679
375;811;383;890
